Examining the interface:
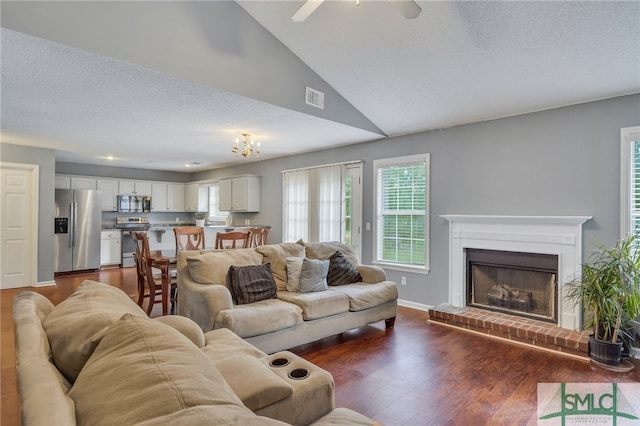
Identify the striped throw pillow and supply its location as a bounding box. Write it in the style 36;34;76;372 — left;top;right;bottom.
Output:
226;263;277;305
327;251;362;286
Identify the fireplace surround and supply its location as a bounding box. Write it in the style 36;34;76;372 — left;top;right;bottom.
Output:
441;215;591;330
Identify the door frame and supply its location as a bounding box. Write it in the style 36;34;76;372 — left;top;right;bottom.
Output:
0;162;39;289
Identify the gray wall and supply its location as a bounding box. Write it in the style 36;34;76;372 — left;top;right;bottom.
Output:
194;94;640;307
3;94;638;303
0;143;56;283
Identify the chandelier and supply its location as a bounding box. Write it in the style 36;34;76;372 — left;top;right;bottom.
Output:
232;133;261;158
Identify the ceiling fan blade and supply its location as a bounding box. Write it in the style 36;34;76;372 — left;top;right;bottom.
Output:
388;0;421;19
292;0;325;22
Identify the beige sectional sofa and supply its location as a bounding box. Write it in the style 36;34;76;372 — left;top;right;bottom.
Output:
177;241;398;354
13;280;379;425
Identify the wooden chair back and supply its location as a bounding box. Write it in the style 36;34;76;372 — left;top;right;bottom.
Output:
249;227;270;247
174;226;206;251
133;231;176;316
215;231;251;249
132;231;158;315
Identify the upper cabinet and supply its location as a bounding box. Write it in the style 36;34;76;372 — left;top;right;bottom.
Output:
118;180;152;196
167;183;184;211
151;182;184;212
219;176;260;212
184;183;198;212
56;175;97;190
97;179;118;211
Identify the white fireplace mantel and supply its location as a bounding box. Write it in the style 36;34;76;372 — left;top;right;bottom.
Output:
440;215;592;330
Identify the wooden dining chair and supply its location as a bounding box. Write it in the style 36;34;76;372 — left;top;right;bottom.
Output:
215;231;251;249
174;226;206;251
133;231;177;316
248;227;269;247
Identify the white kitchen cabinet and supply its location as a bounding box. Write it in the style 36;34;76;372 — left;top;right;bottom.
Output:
55;175;72;189
71;177;97;190
151;183;184;211
97;179;118;211
151;183;168;211
100;230;121;266
118;180;152;196
184;183;198;212
167;183;185;211
219;176;260;212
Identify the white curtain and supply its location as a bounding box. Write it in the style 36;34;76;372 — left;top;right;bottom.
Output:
283;168;309;242
316;165;343;242
283;164;344;242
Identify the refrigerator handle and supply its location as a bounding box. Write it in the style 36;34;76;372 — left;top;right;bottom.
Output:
70;202;77;247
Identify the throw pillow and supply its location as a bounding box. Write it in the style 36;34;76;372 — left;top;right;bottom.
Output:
226;263;277;305
298;258;329;293
286;257;304;292
327;251;362;286
255;243;305;291
42;280;147;383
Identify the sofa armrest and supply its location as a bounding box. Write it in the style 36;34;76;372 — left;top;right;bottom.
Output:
177;270;234;332
356;265;387;283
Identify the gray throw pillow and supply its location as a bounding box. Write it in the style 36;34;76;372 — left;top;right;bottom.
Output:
298;258;329;293
327;251;362;286
226;263;277;305
286;257;304;292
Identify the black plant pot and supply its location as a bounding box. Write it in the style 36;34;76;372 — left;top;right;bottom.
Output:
588;335;623;366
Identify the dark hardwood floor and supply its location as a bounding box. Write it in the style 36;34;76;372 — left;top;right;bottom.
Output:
2;268;639;426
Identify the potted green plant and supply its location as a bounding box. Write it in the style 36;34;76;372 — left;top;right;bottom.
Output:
195;212;207;227
565;233;640;369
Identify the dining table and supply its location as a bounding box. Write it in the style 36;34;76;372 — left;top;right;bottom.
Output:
149;249;178;315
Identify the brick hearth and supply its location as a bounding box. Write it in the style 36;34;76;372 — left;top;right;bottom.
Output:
428;304;590;359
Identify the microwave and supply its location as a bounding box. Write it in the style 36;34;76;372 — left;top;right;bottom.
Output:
117;195;151;213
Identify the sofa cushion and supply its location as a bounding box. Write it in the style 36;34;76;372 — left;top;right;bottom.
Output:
214;355;294;411
327;251;362;286
299;258;329;293
329;281;399;311
227;263;277;305
215;299;303;338
277;290;350;320
153;315;206;347
256;243;306;291
42;280;146;382
187;248;263;285
69;313;247;426
300;240;360;267
286;256;304;292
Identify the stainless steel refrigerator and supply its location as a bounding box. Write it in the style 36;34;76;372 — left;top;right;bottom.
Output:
54;189;102;273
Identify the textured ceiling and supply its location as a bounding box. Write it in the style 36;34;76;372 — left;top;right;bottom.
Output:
1;1;639;172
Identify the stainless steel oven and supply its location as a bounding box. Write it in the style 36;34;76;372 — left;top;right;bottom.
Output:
116;217;150;267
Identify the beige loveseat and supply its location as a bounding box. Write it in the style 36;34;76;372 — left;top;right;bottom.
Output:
177;241;398;354
13;280;379;426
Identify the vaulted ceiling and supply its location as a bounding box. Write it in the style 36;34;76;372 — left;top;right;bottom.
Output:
2;1;638;171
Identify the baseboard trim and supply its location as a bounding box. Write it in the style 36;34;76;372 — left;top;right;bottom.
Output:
397;299;433;312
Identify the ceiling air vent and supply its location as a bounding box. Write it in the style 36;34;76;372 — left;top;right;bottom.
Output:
305;86;324;110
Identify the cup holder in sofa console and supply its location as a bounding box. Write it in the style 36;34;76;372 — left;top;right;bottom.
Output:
269;358;290;368
288;368;310;380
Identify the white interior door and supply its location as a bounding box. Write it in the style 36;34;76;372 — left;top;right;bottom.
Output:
0;163;39;289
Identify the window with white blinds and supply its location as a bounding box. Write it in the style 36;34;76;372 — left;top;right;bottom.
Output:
621;127;640;236
207;184;228;223
373;154;430;272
